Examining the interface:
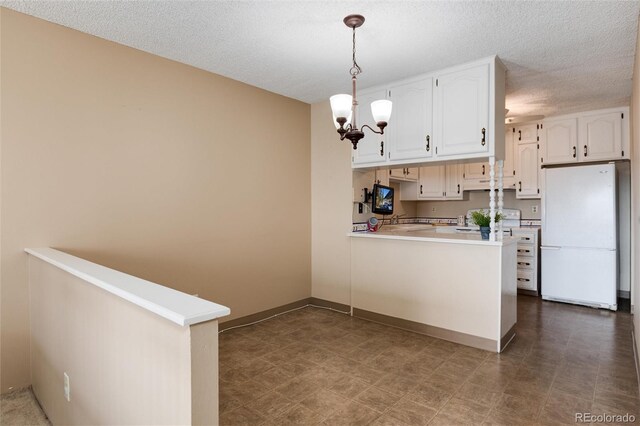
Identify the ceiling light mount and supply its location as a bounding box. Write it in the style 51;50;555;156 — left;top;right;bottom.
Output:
330;14;391;150
343;14;365;29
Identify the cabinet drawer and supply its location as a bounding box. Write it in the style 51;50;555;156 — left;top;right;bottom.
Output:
516;246;535;257
517;257;535;270
517;270;536;290
513;233;535;244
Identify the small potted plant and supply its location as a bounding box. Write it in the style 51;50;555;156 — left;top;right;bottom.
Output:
470;210;504;240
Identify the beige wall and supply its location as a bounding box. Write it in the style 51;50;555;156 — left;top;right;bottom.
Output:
310;100;352;306
29;256;219;425
632;16;640;355
1;8;311;391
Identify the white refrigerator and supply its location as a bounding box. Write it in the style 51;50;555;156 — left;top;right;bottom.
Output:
541;163;617;310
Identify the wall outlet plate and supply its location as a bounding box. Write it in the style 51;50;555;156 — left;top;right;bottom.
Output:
532;205;539;213
64;372;70;402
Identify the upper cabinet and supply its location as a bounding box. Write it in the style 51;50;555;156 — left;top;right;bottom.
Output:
387;78;433;161
434;63;489;157
579;111;623;161
541;107;628;166
541;118;578;165
351;56;506;169
516;143;540;199
515;124;538;145
352;88;389;165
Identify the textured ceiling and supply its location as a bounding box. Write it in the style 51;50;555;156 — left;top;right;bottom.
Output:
2;1;639;118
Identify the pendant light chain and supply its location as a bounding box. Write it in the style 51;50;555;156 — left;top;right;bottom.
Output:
350;26;362;77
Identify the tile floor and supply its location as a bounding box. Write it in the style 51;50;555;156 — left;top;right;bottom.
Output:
219;297;640;425
2;297;638;425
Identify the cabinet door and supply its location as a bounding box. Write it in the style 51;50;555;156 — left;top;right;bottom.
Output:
579;112;623;161
374;169;389;186
405;167;419;181
542;119;577;165
503;127;516;178
464;162;488;180
388;78;433;161
444;164;463;199
352;89;388;165
516;143;540;198
418;166;445;199
516;124;538;145
434;64;489;157
389;169;406;180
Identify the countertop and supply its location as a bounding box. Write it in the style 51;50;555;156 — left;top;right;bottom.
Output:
25;247;231;326
349;225;517;246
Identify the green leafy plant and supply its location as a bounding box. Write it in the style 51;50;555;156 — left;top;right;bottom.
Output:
470;210;504;227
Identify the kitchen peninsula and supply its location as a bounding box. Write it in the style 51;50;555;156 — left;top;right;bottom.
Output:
349;226;517;352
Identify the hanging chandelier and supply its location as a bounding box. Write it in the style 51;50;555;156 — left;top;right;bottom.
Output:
330;14;392;150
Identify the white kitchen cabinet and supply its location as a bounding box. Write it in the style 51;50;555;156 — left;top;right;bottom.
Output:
433;63;490;157
515;124;538;145
541;118;578;165
389;167;418;182
540;108;628;166
417;165;445;199
388;78;433;161
352;88;389;165
462;162;488;190
444;164;464;199
351;56;505;170
579;111;623;161
415;164;463;200
374;169;389;186
516;143;540;199
512;228;540;294
503;127;516;189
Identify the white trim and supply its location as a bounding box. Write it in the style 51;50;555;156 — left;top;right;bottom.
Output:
25;247;230;326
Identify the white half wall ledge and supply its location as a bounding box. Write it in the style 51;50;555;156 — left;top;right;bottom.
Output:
24;247;230;326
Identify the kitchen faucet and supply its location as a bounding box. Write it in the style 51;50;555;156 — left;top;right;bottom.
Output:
390;213;406;225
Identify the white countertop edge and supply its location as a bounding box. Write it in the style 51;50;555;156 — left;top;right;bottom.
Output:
347;232;518;246
25;248;230;327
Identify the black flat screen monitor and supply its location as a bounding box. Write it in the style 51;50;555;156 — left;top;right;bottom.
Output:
371;184;394;215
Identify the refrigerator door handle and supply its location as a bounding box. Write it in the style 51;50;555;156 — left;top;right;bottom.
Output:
541;246;561;250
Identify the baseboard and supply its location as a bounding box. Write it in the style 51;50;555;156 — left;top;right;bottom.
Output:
352;308;498;352
517;289;539;297
309;297;351;313
632;323;640;399
218;297;351;331
618;290;630;299
219;298;312;331
500;324;516;352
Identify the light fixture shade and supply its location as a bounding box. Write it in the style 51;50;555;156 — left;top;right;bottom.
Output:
333;112;352;129
371;100;392;124
330;94;353;120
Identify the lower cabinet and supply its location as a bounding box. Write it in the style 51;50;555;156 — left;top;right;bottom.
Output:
511;228;540;295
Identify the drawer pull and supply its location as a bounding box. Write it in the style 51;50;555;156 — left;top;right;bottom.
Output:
517;278;530;282
517;249;530;253
518;262;531;266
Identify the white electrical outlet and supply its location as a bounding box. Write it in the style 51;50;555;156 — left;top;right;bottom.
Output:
431;207;436;213
64;372;70;402
532;205;539;214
